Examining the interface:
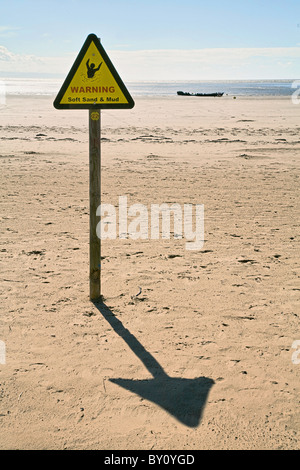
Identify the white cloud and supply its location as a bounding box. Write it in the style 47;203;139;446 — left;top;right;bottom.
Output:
0;45;73;75
0;45;299;79
0;45;43;69
108;47;300;80
0;26;20;38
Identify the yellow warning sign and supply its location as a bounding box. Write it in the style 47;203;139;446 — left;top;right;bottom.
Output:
54;34;134;109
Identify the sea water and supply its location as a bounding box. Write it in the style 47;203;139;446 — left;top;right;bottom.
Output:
0;77;296;98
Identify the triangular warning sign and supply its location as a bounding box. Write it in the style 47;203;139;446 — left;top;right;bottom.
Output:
54;34;134;109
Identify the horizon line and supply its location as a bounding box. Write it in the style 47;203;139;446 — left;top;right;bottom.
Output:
0;74;298;82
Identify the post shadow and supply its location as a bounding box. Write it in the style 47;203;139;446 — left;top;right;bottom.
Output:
93;301;214;428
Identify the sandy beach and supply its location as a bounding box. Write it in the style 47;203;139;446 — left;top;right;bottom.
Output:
0;93;299;449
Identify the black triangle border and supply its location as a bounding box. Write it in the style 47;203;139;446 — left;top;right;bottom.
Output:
53;34;135;110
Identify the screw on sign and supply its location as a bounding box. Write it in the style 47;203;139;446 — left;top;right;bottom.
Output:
53;34;134;300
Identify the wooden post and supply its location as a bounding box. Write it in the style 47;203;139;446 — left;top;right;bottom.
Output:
89;109;101;300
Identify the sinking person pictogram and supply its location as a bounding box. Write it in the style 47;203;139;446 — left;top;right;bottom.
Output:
86;58;102;78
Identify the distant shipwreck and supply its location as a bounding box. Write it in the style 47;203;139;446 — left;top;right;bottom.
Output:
177;91;224;97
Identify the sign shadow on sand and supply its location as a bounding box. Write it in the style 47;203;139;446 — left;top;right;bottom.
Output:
94;301;214;428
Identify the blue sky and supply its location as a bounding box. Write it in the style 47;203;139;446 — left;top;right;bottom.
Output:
0;0;300;79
